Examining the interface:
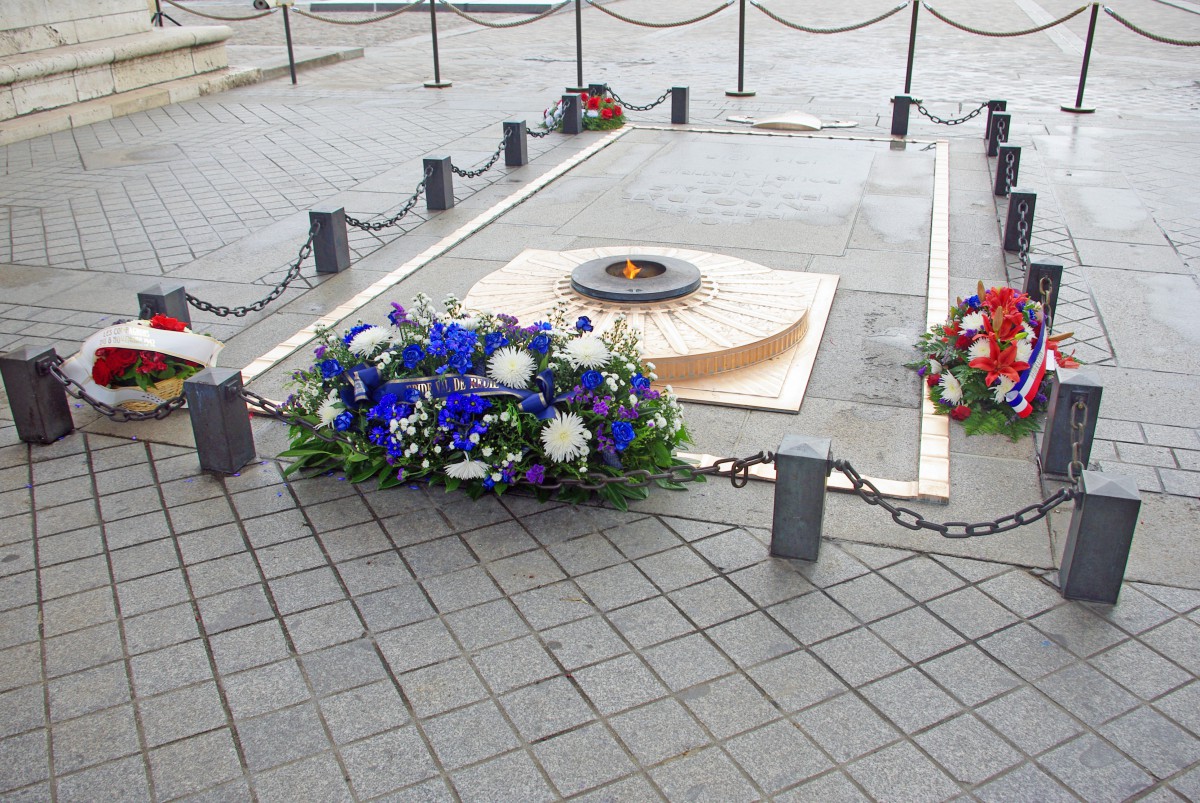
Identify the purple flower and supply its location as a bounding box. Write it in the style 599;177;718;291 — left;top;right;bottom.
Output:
388;303;409;326
525;464;546;484
592;400;609;416
314;345;327;358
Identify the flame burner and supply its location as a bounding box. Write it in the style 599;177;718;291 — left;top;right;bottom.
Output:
571;254;702;303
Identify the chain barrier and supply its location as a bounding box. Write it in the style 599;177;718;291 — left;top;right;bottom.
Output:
606;87;670;112
345;167;433;232
915;100;989;126
1016;196;1032;275
585;0;735;29
1103;6;1200;46
438;0;570;28
833;458;1076;538
244;387;774;490
293;0;423;25
1003;148;1016;195
162;0;275;21
186;221;318;318
40;355;187;423
451;130;511;179
922;2;1088;37
529;105;565;138
750;0;910;34
1067;399;1089;483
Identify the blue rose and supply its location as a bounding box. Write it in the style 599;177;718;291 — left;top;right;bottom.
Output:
333;411;354;431
581;370;603;391
402;344;424;369
484;332;508;356
611;421;635;451
631;374;651;391
575;316;593;332
529;334;550;354
319;358;343;379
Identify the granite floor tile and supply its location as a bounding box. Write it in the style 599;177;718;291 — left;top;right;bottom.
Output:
846;740;961;803
978;569;1066;618
208;620;290;676
319;680;411;745
340;726;439;799
43;621;124;678
284;601;364;653
727;561;816;608
239;703;332;771
1041;734;1154;802
399;659;488;718
548;533;625;576
768;592;859;646
690;529;767;573
610;697;709;766
869;606;966;663
137;681;227;749
47;661;130;722
927;586;1020;640
635;547;718;593
0;729;49;794
914;713;1023;785
1092;639;1192;700
1141;618;1200;674
1036;662;1141;727
668;577;756;629
607;596;694;649
147;729;242;801
196;584;274;635
510;580;593;631
300;639;387;696
0;685;45;740
748;650;847;714
1099;706;1200;779
706;611;799;668
500;676;595;742
542;615;628;670
487;550;566;595
643;633;734;692
421;565;502;614
252;752;353;803
825;573;914;624
222;659;312;719
603;517;680;560
879;556;967;602
533;723;636;797
356;582;435;633
861;667;962;734
976;685;1084;755
573;653;669;716
978;622;1076;681
449;749;556;803
774;770;870;802
725;720;832;794
974;762;1080;803
793;692;900;764
425;699;519;770
574;562;659;611
55;755;151;803
446;598;531;651
50;704;141;775
1154;681;1200;734
649;747;758;803
470;634;559;694
1030;604;1127;658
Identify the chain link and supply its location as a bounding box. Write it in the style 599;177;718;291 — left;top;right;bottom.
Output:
345;167;433;232
923;2;1089;37
293;0;423;25
606;87;670;112
186;221;318;318
1103;6;1200;46
530;105;565;137
833;459;1075;538
750;0;910;34
1016;197;1032;274
161;0;275;21
586;0;734;28
1003;148;1016;195
1067;399;1088;485
438;0;570;28
42;355;187;422
451;129;511;179
914;100;989;126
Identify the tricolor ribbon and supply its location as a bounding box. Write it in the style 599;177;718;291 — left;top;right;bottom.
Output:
1004;324;1053;419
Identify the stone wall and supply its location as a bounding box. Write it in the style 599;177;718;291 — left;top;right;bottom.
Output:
1;0;152;58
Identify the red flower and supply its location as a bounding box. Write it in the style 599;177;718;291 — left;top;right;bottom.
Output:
613;106;622;116
951;405;972;421
92;359;113;387
135;351;168;375
925;373;939;387
968;336;1028;386
601;107;613;119
587;96;601;110
149;314;186;332
97;348;137;373
579;92;589;102
955;334;972;349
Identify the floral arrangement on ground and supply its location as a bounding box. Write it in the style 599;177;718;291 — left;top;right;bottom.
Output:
280;294;695;509
542;91;625;132
91;314;205;392
908;282;1078;441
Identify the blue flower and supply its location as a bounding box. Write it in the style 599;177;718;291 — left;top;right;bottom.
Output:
529;334;550;354
581;370;603;391
333;411;354;431
343;324;372;346
319;359;343;379
963;295;981;310
575;316;593;332
611;421;635;451
402;344;424;369
630;374;651;391
484;332;509;356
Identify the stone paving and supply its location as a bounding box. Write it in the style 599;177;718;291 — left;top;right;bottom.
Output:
2;0;1200;800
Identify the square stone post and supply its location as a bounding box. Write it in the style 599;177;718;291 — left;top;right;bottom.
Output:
770;435;832;562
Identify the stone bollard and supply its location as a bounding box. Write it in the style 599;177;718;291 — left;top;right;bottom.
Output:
994;145;1021;197
309;206;351;275
770;435;832;562
183;368;256;474
984;99;1007;140
890;95;912;137
671;87;689;125
1041;370;1102;478
424;156;454;211
0;346;73;444
504;121;528;167
1059;470;1141;603
138;283;192;326
1003;190;1036;253
987;111;1010;157
587;83;607;100
561;94;583;135
1025;262;1062;329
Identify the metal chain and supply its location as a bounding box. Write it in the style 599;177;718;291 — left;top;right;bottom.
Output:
606;87;670;112
922;2;1089;37
1067;399;1089;484
530;105;565;137
161;0;275;21
41;356;187;423
451;130;511;179
242;388;367;450
186;221;318;318
1016;197;1032;274
1003;148;1016;195
1103;6;1200;46
833;459;1076;538
914;100;989;126
1039;273;1055;335
293;0;423;25
345;167;433;232
750;0;910;34
585;0;734;29
437;0;570;28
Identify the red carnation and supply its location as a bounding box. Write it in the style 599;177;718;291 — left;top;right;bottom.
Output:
950;405;972;421
955;334;972;349
579;92;588;102
91;359;113;387
925;373;939;387
614;106;622;116
98;347;137;373
601;107;613;119
587;96;600;110
149;314;186;332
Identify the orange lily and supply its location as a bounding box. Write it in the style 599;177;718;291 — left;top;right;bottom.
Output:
968;336;1029;386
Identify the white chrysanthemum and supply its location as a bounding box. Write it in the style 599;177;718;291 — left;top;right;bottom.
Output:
939;372;964;405
992;376;1016;404
445;458;488;480
349;326;389;356
541;411;589;463
1015;339;1033;364
967;340;991;361
960;311;986;332
317;395;340;427
564;335;611;369
488;347;536;388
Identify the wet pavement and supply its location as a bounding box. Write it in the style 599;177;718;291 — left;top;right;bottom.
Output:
1;0;1199;800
